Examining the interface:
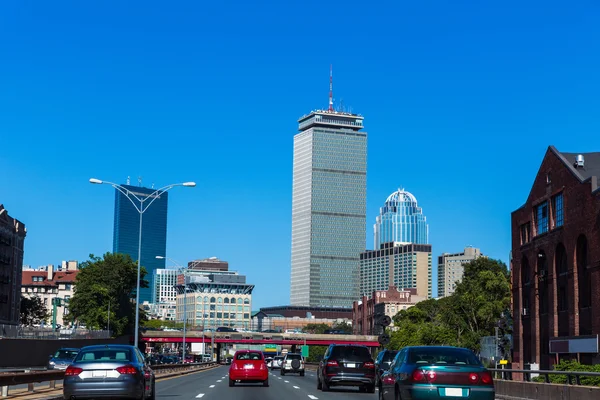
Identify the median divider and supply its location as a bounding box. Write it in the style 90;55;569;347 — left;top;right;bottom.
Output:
0;362;219;399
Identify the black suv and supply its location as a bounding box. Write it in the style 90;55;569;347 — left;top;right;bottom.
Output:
374;349;398;386
317;344;375;393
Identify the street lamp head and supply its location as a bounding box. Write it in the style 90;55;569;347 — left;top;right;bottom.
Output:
155;256;165;259
183;182;196;187
89;178;103;184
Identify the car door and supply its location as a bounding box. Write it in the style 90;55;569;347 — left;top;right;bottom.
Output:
135;348;153;397
319;345;333;382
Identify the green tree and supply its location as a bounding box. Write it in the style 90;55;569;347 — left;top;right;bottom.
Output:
66;253;149;336
20;295;50;326
302;323;330;334
331;321;352;333
143;319;183;330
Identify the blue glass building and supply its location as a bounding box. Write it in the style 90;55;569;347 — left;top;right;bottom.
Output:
291;110;367;308
113;185;168;304
373;189;429;249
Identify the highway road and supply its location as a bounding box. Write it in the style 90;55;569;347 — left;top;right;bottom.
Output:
156;365;376;400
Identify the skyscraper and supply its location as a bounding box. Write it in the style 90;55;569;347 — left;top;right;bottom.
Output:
290;77;367;308
113;185;168;304
437;247;483;298
373;189;429;249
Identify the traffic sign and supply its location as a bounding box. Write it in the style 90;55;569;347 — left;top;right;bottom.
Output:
378;334;390;346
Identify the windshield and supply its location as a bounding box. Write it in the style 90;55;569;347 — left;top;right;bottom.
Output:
74;349;132;363
53;350;79;359
383;351;398;363
331;346;371;360
408;348;481;366
286;354;302;360
236;352;262;360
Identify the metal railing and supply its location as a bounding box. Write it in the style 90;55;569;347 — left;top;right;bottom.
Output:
0;362;218;397
490;368;600;386
0;325;111;340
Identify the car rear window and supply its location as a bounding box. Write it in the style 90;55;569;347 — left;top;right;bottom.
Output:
75;349;132;363
286;354;301;360
236;352;262;360
274;356;284;360
382;351;398;363
331;346;371;360
408;348;481;366
54;350;79;359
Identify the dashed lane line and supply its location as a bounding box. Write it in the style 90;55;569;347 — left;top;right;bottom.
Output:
217;380;222;382
293;386;300;389
209;385;215;388
308;396;319;400
284;380;290;383
196;395;205;398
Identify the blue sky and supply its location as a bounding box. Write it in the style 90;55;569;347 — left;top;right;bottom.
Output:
1;1;599;308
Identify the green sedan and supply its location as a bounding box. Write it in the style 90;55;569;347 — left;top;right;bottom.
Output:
379;346;495;400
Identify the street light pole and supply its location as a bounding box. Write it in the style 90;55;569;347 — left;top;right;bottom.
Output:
90;178;195;349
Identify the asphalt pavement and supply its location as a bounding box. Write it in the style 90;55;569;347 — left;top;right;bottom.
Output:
156;365;377;400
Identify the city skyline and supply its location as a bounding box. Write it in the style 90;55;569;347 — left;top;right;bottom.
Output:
2;1;599;309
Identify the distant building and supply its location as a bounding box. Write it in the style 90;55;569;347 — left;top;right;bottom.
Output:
352;286;426;335
0;204;26;326
259;305;352;320
251;311;349;332
359;242;432;299
188;257;228;271
437;247;483;298
176;269;254;330
290;105;368;308
113;184;168;304
151;269;178;321
21;265;78;326
511;147;600;369
374;189;429;249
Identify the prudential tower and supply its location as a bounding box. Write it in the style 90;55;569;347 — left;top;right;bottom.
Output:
290;67;367;308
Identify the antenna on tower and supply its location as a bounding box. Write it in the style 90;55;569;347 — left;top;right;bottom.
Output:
328;64;334;112
138;176;142;187
126;176;131;185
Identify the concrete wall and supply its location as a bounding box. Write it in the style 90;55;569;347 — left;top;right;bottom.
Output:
0;337;130;368
495;379;600;400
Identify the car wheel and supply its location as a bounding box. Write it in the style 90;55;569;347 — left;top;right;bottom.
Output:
317;375;322;390
263;379;269;387
280;370;285;376
229;378;234;387
300;371;305;377
367;384;376;394
148;381;156;400
322;378;329;392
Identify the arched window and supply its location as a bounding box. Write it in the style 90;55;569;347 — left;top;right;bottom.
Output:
210;297;216;303
204;296;209;303
577;235;592;335
237;298;243;304
224;298;229;304
230;297;236;304
244;298;250;305
217;297;223;304
537;250;548;315
555;243;569;336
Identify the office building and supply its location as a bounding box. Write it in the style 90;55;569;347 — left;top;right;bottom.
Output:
359;242;432;298
188;257;228;272
511;147;600;369
290;87;367;307
352;287;426;335
21;264;78;326
374;189;429;249
259;305;353;320
151;268;178;321
113;184;168;304
0;205;26;326
176;268;254;330
437;247;483;298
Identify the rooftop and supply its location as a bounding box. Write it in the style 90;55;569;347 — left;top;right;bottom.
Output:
554;147;600;186
22;270;79;286
297;110;364;132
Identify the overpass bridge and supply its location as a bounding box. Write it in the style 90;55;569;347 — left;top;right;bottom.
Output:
141;330;380;347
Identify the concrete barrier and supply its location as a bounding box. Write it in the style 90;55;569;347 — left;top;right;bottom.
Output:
495;379;600;400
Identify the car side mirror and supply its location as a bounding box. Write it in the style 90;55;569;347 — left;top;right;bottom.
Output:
48;355;53;359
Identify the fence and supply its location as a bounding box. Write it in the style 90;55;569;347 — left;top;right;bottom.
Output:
0;325;111;340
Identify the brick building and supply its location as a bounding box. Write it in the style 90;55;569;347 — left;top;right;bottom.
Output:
352;286;425;335
511;146;600;369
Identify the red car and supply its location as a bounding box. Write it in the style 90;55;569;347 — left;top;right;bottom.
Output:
229;350;269;387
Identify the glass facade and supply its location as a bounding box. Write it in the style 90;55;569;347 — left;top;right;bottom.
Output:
374;189;429;249
291;111;367;308
113;184;168;304
152;268;177;304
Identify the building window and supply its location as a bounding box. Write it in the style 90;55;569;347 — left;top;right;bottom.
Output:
552;193;563;228
535;201;548;235
520;222;531;245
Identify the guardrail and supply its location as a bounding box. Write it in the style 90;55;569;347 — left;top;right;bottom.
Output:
490;368;600;386
0;362;217;397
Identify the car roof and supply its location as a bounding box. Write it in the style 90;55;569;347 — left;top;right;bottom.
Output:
57;348;80;351
234;350;262;354
79;345;135;351
285;353;302;356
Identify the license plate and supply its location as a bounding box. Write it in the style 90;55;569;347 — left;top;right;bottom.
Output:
92;370;106;377
443;388;464;397
346;363;356;368
244;364;254;369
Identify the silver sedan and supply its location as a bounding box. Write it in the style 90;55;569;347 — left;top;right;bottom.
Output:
63;344;155;400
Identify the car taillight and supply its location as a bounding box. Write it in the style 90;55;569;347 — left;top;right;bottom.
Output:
480;371;493;385
425;371;437;382
116;365;138;375
326;360;338;367
231;363;238;370
469;373;480;384
64;366;83;376
364;362;375;369
412;369;425;382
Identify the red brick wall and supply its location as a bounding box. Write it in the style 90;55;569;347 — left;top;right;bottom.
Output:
511;148;600;370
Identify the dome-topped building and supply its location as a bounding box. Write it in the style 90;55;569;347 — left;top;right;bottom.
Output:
373;188;429;249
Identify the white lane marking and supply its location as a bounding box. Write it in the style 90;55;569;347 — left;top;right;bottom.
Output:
217;380;222;382
284;380;290;383
308;396;319;400
209;385;215;388
278;377;282;380
196;395;205;399
221;376;225;379
293;386;300;389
